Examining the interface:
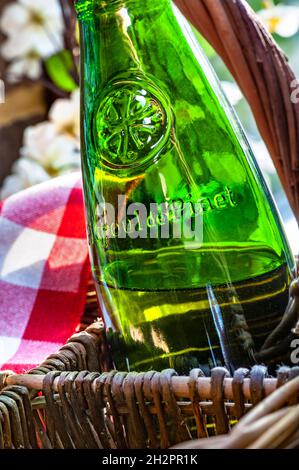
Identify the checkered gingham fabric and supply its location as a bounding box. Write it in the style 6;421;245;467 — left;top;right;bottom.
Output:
0;172;91;373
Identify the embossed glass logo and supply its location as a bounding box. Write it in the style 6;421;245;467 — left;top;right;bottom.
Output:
94;78;172;170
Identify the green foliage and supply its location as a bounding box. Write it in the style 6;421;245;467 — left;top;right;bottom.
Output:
45;50;78;93
247;0;265;11
247;0;283;10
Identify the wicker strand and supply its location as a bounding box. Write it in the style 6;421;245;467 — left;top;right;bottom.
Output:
173;375;299;449
3;371;279;401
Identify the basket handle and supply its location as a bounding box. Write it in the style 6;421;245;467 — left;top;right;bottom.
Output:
175;0;299;222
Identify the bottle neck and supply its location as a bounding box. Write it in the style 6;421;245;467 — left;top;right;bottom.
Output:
75;0;170;19
77;0;176;84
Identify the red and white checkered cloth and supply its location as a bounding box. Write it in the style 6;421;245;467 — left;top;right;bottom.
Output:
0;172;91;373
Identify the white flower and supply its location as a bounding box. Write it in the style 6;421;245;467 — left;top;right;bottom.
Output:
0;157;50;199
49;89;80;139
21;90;81;176
0;0;64;61
258;5;299;38
40;135;81;173
21;122;60;164
221;81;243;106
0;90;81;198
21;121;80;173
6;51;42;82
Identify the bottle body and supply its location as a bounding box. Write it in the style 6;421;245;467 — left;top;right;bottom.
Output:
77;0;295;373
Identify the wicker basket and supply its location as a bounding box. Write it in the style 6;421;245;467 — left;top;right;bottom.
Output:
0;321;299;449
0;0;299;450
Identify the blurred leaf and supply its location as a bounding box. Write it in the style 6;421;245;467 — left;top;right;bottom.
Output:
247;0;284;11
44;50;77;93
246;0;264;12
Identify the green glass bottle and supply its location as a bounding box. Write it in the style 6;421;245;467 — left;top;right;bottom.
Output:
76;0;296;374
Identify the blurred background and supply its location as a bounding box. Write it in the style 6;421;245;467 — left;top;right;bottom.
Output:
0;0;298;252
